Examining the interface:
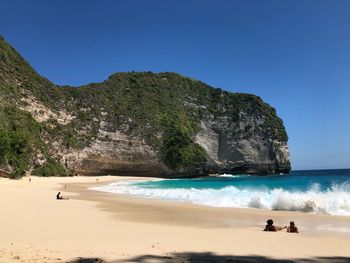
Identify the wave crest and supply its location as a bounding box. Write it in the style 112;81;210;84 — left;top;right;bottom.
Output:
90;181;350;216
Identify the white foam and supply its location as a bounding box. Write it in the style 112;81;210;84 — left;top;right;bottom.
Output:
218;174;248;178
90;181;350;216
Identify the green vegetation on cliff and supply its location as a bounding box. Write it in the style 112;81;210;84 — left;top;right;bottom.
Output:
0;36;289;178
0;104;69;178
160;114;206;169
0;106;42;178
33;158;67;177
0;37;67;178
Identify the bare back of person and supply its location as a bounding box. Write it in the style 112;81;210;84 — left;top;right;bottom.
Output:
263;219;286;232
287;221;299;233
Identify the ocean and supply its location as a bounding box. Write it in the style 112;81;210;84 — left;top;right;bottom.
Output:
91;169;350;216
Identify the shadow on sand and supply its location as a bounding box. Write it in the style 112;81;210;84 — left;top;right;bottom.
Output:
67;252;350;263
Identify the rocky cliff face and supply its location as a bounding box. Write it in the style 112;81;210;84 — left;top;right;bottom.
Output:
0;36;290;178
196;116;290;175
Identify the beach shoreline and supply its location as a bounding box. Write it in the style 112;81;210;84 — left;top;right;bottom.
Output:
69;178;350;236
1;175;350;263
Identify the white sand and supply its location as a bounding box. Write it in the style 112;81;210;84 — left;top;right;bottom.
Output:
0;176;349;263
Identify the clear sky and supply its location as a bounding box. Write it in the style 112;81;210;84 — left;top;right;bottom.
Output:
1;0;350;170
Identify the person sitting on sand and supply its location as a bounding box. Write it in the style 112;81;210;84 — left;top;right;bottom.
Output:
287;221;299;233
56;192;68;200
263;219;286;232
56;192;63;200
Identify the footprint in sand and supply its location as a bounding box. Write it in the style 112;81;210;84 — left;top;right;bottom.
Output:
151;242;164;250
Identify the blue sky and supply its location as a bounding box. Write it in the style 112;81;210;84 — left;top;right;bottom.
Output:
1;0;350;170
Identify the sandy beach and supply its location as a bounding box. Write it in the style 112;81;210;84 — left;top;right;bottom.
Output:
1;176;350;263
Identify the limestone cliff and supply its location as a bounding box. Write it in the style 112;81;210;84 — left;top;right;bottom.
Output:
0;36;290;178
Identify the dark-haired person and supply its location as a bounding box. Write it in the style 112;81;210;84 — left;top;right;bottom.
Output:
56;192;63;200
56;192;69;200
263;219;286;231
287;221;299;233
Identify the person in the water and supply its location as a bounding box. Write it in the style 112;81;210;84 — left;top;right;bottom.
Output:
287;221;299;233
263;219;286;231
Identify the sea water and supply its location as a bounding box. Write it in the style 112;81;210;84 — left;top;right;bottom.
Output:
91;169;350;216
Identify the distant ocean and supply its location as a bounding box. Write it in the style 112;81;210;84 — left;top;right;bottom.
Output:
91;169;350;216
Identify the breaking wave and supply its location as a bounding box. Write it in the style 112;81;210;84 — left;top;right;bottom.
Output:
90;180;350;216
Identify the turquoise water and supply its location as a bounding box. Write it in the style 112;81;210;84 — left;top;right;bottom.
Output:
92;169;350;216
134;169;350;192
